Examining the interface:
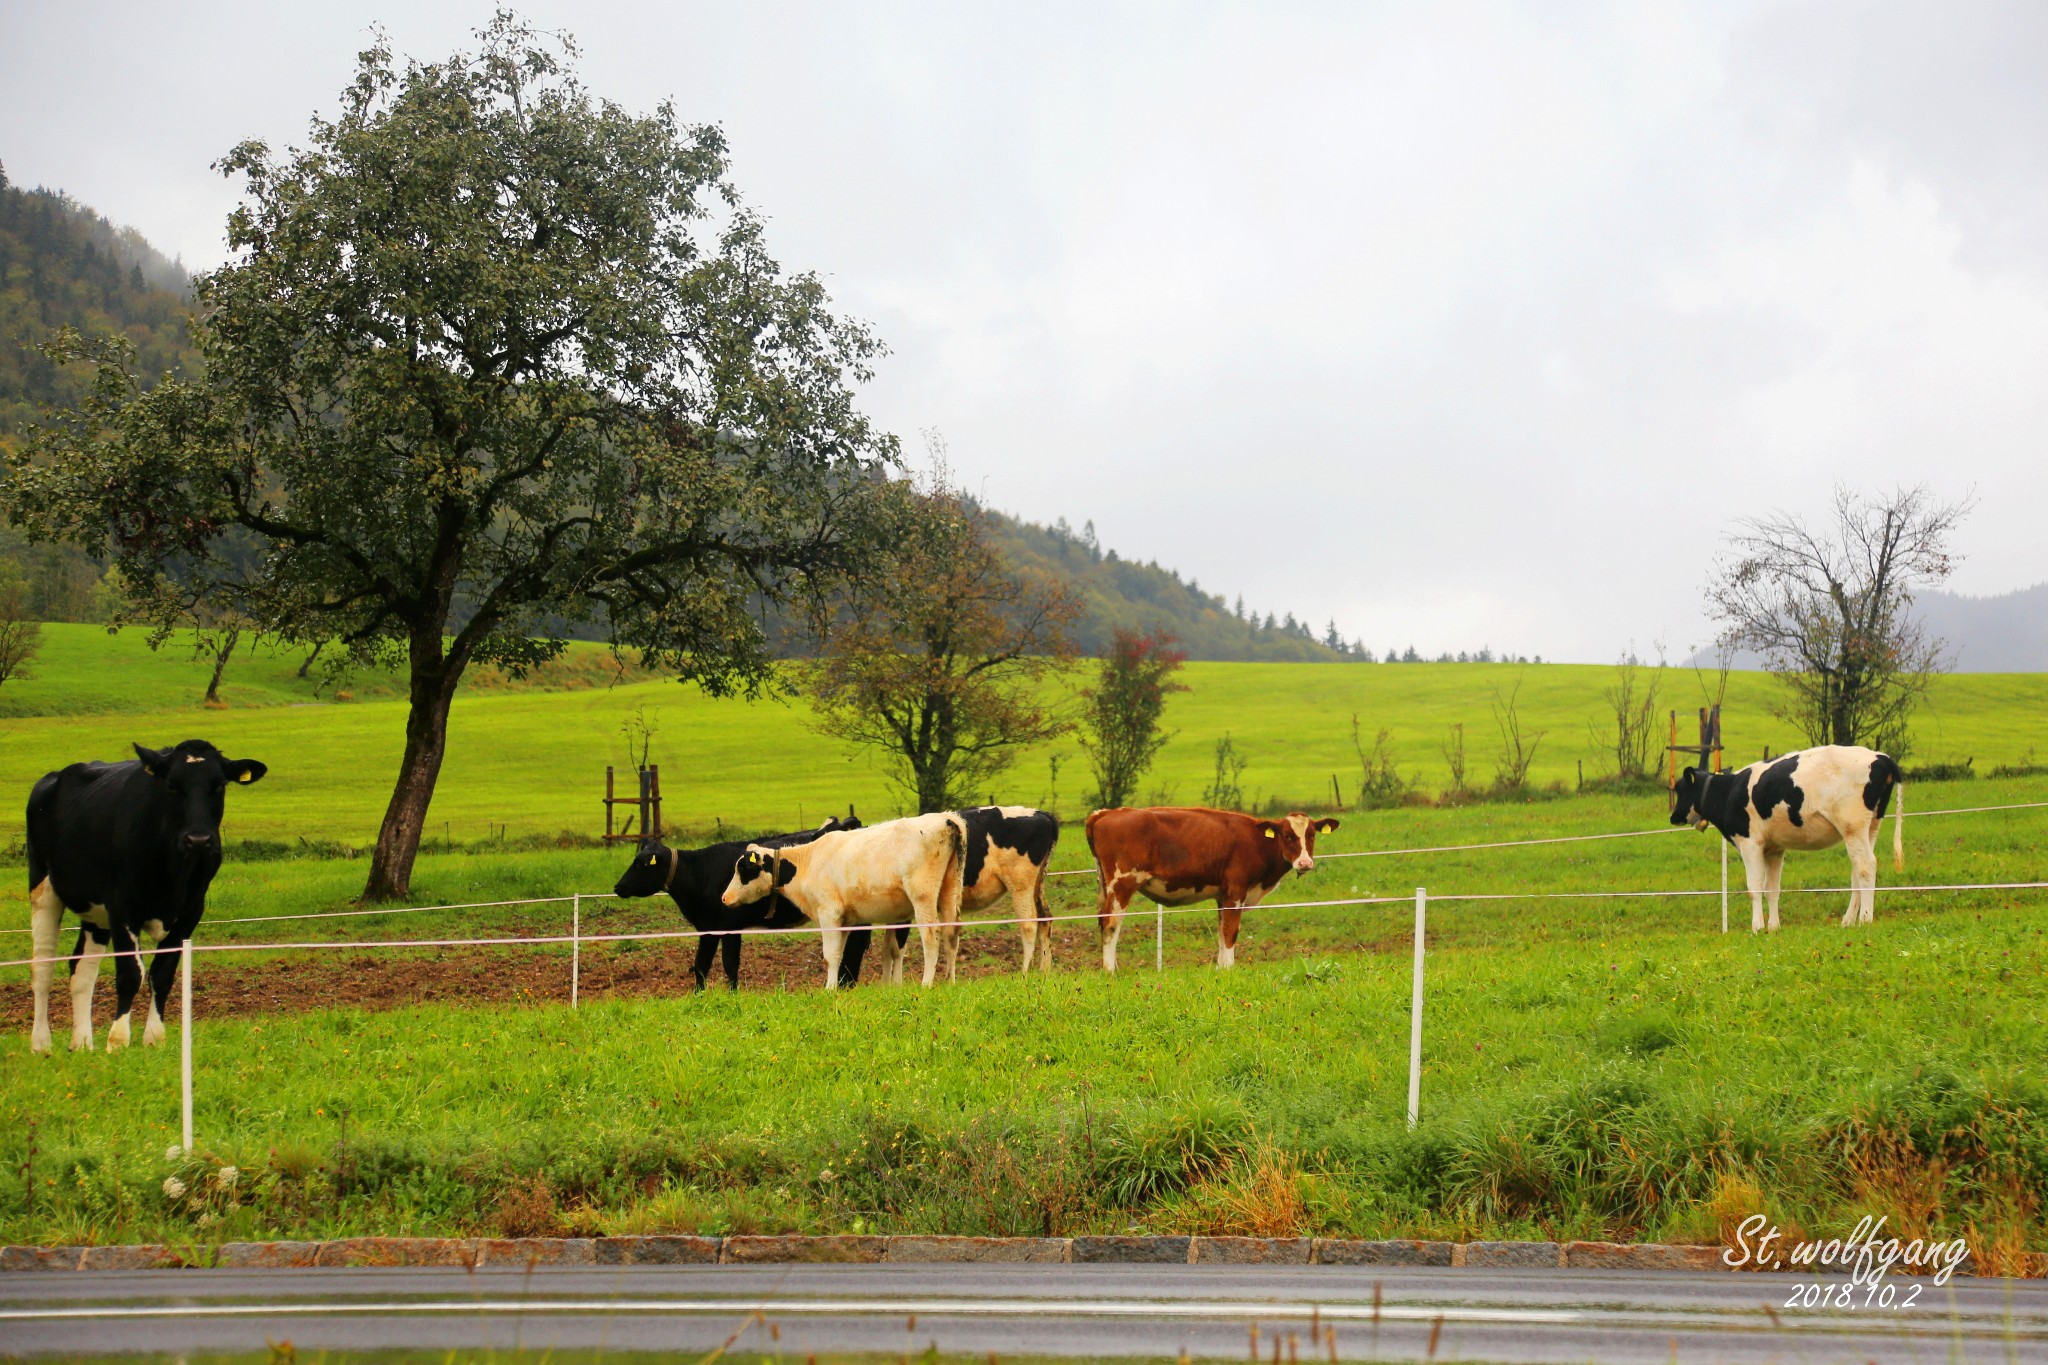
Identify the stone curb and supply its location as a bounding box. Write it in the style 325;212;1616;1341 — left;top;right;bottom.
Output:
5;1236;2037;1275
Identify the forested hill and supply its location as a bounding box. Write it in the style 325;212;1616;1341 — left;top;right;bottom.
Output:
0;179;1361;659
986;511;1357;662
0;163;196;439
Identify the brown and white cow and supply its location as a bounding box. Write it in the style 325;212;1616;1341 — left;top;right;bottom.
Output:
721;813;966;988
1670;744;1904;931
1083;806;1339;970
954;806;1059;973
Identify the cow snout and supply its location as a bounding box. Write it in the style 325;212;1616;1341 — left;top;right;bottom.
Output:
1293;856;1315;873
182;833;215;853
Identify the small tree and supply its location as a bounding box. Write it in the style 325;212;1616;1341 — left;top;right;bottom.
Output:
0;561;41;688
804;472;1079;813
1706;485;1968;754
1203;733;1248;809
1078;628;1187;808
1352;715;1411;807
1439;721;1469;796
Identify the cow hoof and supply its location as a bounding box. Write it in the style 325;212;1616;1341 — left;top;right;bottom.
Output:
106;1017;131;1051
143;1018;166;1047
70;1030;94;1052
31;1027;53;1055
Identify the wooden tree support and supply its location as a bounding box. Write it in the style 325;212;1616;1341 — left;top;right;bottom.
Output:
603;764;663;843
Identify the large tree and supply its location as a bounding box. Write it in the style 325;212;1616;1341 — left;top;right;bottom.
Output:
6;18;899;898
1706;485;1969;755
804;470;1079;813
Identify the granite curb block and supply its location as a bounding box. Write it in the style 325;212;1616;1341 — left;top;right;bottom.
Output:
1190;1237;1312;1265
1565;1241;1723;1272
596;1236;721;1266
885;1237;1071;1263
1463;1241;1564;1269
313;1237;483;1268
721;1235;888;1264
479;1238;595;1267
77;1244;184;1271
1314;1239;1457;1267
216;1241;324;1269
1071;1236;1193;1263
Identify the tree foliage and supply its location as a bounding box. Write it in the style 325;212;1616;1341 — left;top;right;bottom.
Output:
804;470;1079;813
1706;485;1968;755
1078;628;1186;808
5;17;899;897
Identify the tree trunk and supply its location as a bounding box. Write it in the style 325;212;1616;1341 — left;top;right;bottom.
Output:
363;649;464;902
204;626;240;704
296;639;324;680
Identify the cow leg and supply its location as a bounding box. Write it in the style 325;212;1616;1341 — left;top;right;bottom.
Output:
69;927;108;1052
819;911;849;991
105;922;143;1051
1763;848;1787;932
839;927;872;988
144;934;185;1046
713;932;739;990
1216;907;1243;969
690;934;718;992
1033;880;1054;973
1845;833;1878;927
1735;841;1769;932
29;878;62;1054
876;923;906;985
1098;875;1137;973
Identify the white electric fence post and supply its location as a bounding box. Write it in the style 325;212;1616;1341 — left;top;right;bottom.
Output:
1156;902;1164;972
1407;887;1425;1130
1720;840;1728;934
571;894;581;1009
179;940;193;1154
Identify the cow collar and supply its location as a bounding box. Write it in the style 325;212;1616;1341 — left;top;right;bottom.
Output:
663;845;681;894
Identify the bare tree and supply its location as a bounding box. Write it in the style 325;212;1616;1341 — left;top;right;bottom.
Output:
1592;647;1664;780
1489;675;1545;793
1706;485;1969;754
1439;721;1469;795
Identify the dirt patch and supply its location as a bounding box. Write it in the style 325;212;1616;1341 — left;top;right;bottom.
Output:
0;926;1085;1031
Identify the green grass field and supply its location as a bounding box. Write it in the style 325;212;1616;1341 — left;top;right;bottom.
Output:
1;626;2043;1261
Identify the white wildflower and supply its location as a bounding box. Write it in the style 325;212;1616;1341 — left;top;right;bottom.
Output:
195;1211;214;1228
165;1144;184;1162
162;1176;187;1200
215;1166;239;1191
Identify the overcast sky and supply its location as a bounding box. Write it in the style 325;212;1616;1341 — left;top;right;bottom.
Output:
4;1;2042;660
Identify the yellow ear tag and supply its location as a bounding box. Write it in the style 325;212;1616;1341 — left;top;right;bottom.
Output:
237;771;253;783
1263;828;1275;838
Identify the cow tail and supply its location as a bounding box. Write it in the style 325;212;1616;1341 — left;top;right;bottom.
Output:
1892;772;1906;872
941;815;967;929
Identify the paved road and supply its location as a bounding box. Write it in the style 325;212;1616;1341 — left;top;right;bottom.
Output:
4;1262;2043;1362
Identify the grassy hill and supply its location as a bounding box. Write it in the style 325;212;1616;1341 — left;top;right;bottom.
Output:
1;624;2041;855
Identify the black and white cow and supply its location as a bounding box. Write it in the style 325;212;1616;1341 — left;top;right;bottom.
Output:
611;816;899;990
953;806;1060;972
26;740;267;1053
1671;744;1904;931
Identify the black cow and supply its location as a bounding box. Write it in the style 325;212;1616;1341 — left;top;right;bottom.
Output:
612;815;902;991
954;805;1060;972
27;739;268;1053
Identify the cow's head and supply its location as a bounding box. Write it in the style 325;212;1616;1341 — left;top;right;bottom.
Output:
721;845;790;907
1261;813;1341;874
134;740;266;856
614;839;678;900
1670;767;1709;828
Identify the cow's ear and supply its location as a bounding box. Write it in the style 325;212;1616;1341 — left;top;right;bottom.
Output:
133;744;171;777
1314;817;1340;833
1260;823;1277;839
225;759;268;786
775;859;796;886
